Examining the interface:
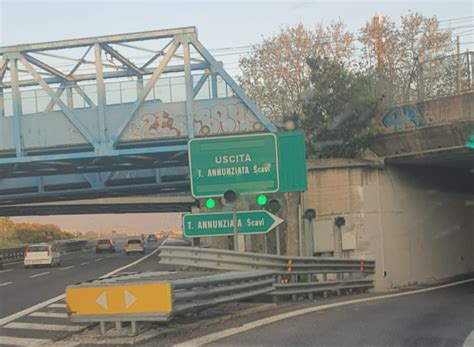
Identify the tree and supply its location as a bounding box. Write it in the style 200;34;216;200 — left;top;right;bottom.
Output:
359;13;454;103
288;57;381;158
13;222;71;244
1;217;15;240
238;21;354;124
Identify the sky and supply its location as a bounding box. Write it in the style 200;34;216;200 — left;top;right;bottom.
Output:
1;0;473;233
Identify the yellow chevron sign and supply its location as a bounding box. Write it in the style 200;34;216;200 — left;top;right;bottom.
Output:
66;283;172;316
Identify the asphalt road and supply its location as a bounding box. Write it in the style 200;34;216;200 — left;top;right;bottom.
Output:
0;240;161;319
207;281;474;347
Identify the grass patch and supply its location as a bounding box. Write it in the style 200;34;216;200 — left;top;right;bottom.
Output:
0;239;26;250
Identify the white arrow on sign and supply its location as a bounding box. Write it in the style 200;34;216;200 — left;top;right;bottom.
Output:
269;212;284;231
96;291;108;310
124;290;136;309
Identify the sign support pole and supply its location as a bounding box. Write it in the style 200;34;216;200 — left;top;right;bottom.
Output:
276;225;281;255
233;205;238;251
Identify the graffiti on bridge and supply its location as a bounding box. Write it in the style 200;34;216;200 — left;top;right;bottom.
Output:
127;100;262;140
138;111;183;138
194;102;260;135
382;103;432;131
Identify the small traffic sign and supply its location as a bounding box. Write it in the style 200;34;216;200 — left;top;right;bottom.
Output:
183;210;283;238
188;133;279;198
66;283;172;316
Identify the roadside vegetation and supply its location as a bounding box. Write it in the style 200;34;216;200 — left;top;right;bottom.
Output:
0;217;74;249
238;12;454;157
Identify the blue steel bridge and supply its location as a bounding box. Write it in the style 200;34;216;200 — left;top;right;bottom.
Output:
0;27;276;214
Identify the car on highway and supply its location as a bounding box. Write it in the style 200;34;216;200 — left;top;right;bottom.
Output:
125;238;145;255
147;234;158;243
24;243;61;268
95;239;116;253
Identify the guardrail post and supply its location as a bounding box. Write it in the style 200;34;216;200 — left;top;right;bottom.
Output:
99;322;106;334
115;321;122;330
131;321;137;335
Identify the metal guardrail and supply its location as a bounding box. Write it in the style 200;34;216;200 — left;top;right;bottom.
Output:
67;271;275;334
158;246;375;273
0;246;27;266
0;239;90;266
158;246;375;302
55;239;91;253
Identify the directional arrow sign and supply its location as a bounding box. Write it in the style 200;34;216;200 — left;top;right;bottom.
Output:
183;210;284;238
66;283;172;316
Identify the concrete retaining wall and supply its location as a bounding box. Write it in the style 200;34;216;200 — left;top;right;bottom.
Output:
304;159;474;290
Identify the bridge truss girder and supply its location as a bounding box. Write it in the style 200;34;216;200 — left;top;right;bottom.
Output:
0;27;276;181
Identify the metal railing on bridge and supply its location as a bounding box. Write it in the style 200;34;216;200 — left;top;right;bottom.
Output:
377;51;474;106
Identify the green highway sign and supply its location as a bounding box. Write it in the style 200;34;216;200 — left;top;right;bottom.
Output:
188;133;279;198
183;210;284;238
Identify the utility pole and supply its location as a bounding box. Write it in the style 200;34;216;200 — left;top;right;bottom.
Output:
372;15;385;71
456;35;461;92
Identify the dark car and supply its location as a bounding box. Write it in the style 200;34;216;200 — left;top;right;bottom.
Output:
147;234;158;243
95;239;116;253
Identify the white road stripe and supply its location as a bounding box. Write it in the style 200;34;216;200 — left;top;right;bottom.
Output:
0;281;13;287
80;262;90;266
0;268;13;273
0;335;52;346
4;321;83;332
0;247;160;327
29;272;49;278
49;303;67;308
464;330;474;347
60;266;74;271
0;293;65;327
99;247;160;279
30;311;68;319
95;258;104;262
175;278;474;347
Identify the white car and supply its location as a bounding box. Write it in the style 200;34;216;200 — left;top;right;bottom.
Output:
24;243;61;268
125;239;145;255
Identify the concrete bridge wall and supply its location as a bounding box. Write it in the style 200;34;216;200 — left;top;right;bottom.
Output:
303;159;474;290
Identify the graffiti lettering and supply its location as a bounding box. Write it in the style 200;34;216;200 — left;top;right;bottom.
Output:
194;102;260;135
125;99;262;141
134;111;183;139
382;103;431;131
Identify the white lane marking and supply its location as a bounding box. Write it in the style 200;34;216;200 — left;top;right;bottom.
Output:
464;330;474;347
80;262;90;266
30;311;68;319
175;277;474;347
4;321;83;332
0;247;160;327
60;266;74;271
0;281;13;287
0;268;13;273
1;261;22;266
0;293;66;327
0;335;52;346
48;303;66;308
95;258;104;262
29;272;49;279
99;247;160;279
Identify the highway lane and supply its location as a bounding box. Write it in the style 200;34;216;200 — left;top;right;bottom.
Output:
0;241;161;319
206;281;474;347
